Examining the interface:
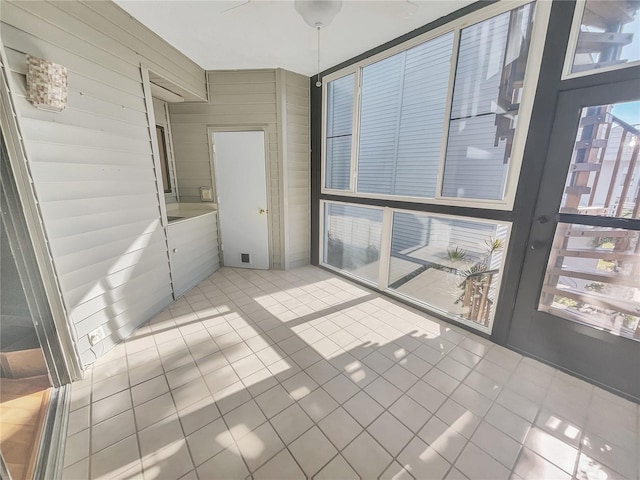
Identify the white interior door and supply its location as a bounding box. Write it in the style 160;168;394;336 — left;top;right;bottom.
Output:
213;131;270;269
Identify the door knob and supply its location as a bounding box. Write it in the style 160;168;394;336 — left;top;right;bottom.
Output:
259;209;268;215
537;215;549;224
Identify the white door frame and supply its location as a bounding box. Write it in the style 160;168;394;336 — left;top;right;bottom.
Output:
207;125;273;269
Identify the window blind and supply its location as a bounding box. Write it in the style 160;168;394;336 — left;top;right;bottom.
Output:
357;32;454;198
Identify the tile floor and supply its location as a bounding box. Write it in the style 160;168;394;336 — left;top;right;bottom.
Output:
62;266;640;480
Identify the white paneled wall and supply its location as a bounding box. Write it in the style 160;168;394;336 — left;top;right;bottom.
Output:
169;69;310;270
283;70;311;269
0;0;207;366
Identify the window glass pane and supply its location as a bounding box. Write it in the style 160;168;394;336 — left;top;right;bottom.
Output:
357;32;454;198
441;116;510;199
560;101;640;219
443;3;535;200
538;224;640;341
389;211;509;327
571;0;640;75
323;203;383;284
156;125;171;194
325;74;354;190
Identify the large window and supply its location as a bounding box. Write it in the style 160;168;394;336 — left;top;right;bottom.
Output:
357;32;454;198
565;0;640;78
323;2;538;207
388;212;509;329
321;201;511;332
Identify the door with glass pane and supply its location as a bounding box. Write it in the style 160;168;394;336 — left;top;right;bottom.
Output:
510;80;640;400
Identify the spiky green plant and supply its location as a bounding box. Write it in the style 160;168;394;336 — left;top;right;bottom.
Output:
484;237;505;254
447;247;467;262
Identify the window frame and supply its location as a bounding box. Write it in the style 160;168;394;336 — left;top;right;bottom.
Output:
562;0;640;81
321;0;552;211
319;199;513;334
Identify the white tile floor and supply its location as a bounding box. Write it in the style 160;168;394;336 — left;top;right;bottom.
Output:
62;266;640;480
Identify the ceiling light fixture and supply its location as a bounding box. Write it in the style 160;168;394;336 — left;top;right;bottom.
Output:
294;0;342;87
294;0;342;28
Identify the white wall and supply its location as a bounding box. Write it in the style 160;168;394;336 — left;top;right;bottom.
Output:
169;68;311;270
282;70;311;268
1;0;207;367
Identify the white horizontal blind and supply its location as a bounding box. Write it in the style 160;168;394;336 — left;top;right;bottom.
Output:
325;74;354;190
357;32;454;197
391;212;497;262
442;4;534;200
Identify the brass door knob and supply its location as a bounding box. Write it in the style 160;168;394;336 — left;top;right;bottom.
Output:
259;209;268;215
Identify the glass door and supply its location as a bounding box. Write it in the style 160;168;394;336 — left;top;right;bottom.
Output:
0;127;69;479
509;79;640;400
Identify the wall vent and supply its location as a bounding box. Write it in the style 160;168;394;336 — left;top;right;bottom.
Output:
241;253;250;263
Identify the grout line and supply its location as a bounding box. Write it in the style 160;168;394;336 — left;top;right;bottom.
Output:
76;266;636;480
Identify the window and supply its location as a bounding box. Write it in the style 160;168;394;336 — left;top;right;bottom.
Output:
322;202;383;284
325;74;354;190
320;200;511;332
156;125;172;194
323;2;538;207
442;4;533;200
566;0;640;77
357;32;454;198
389;212;509;328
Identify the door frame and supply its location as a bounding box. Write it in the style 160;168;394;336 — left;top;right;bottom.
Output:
509;79;640;401
207;125;274;269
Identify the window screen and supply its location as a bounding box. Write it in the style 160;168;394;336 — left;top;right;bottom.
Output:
357;32;455;198
442;4;535;200
325;74;354;190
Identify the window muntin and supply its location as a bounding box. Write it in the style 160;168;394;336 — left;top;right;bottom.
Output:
325;74;355;190
323;1;540;207
568;0;640;76
357;32;454;198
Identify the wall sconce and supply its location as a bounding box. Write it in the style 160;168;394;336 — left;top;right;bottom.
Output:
26;55;68;112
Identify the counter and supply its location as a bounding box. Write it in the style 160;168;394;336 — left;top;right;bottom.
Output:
165;202;217;223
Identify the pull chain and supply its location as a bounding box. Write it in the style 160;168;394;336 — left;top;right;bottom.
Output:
316;26;322;87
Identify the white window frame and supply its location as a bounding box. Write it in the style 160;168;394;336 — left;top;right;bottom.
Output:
321;0;552;211
562;0;640;81
319;200;513;334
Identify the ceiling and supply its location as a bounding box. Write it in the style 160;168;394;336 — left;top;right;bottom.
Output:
115;0;476;77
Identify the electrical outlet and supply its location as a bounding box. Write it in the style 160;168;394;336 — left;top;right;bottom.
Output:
88;326;106;346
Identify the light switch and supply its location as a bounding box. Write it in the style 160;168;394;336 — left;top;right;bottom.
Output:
200;186;213;202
